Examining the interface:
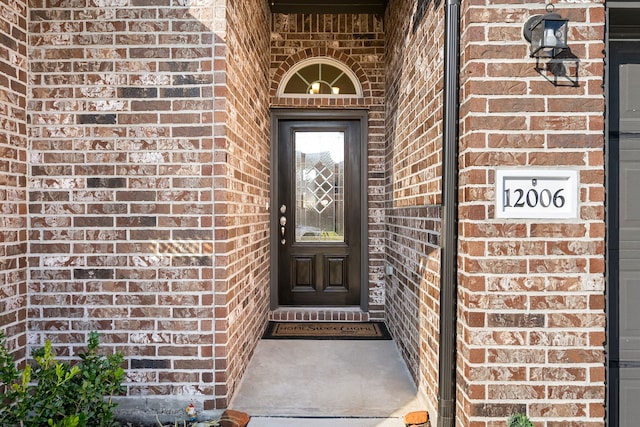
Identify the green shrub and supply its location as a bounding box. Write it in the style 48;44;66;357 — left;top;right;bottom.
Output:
0;331;125;427
507;413;534;427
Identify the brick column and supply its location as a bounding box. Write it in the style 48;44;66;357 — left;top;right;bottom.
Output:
456;2;606;425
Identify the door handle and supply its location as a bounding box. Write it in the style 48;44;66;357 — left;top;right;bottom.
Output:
279;205;287;245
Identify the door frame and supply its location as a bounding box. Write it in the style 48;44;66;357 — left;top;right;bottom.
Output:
605;7;615;425
269;109;369;310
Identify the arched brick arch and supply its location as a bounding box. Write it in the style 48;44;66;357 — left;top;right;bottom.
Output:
270;47;372;99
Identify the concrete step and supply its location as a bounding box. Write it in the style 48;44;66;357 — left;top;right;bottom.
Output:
230;340;425;418
247;416;406;426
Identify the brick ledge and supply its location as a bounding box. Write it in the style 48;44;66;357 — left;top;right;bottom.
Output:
269;307;371;322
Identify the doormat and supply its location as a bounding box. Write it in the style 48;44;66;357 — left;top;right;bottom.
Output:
262;321;392;340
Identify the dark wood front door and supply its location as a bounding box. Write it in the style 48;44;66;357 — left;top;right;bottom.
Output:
275;118;363;306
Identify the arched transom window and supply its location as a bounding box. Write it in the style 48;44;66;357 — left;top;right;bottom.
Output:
278;58;362;97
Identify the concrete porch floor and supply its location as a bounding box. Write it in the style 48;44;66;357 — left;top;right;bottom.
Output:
229;339;428;426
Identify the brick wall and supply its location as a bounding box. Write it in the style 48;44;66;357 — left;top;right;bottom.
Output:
456;2;606;425
26;0;270;410
1;0;609;421
269;13;387;319
0;0;28;363
26;0;252;411
213;0;271;408
385;206;441;402
384;0;444;417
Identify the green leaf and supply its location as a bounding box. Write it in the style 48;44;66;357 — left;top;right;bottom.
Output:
507;413;534;427
0;330;124;427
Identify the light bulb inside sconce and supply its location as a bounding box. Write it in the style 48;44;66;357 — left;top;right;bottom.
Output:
308;83;341;95
544;27;557;46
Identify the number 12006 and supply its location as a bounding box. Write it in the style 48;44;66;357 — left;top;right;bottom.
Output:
503;187;566;209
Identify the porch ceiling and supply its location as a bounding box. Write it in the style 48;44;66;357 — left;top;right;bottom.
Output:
268;0;387;14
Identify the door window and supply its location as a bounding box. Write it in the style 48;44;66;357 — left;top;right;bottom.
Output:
294;131;345;243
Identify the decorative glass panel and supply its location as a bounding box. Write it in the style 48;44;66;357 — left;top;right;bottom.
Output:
294;131;345;242
283;74;308;94
282;62;358;95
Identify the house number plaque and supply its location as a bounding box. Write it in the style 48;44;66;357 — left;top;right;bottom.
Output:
495;169;578;219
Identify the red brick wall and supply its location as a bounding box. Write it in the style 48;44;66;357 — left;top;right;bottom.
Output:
26;0;246;410
0;0;28;363
384;0;444;417
213;0;271;408
269;13;387;319
456;2;606;426
26;0;270;410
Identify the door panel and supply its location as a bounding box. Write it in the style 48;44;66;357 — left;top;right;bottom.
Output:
619;113;640;363
610;39;640;427
293;257;314;290
620;368;640;426
620;273;640;361
277;120;362;306
326;256;347;290
620;64;640;133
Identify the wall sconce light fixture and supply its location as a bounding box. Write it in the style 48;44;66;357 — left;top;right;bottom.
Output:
523;4;569;58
